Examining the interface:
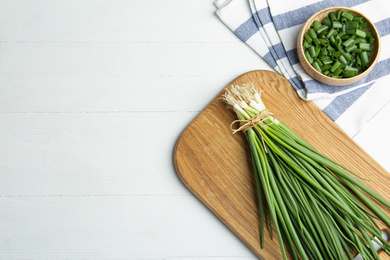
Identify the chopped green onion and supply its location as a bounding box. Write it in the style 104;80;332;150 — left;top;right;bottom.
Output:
355;28;367;38
303;40;311;49
309;28;317;39
322;17;332;27
330;12;337;21
326;28;336;38
304;33;313;43
342;52;352;61
360;51;370;65
332;21;343;29
318;38;329;47
336;9;342;21
359;42;371;51
352;16;364;23
317;25;329;34
312;37;320;46
342;37;355;47
312;61;322;72
333;66;344;76
345;44;358;53
313;20;321;30
369;36;375;45
330;60;341;72
346;21;359;30
339;55;348;65
322;58;333;65
343;69;357;77
360;22;368;29
320;47;328;57
351;48;363;54
331;51;342;60
308;45;316;58
305;50;313;64
320;64;331;71
342;11;354;21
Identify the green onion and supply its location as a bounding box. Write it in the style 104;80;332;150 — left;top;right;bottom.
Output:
326;28;336;38
346;21;359;30
342;11;354;21
332;21;343;29
333;66;344;76
322;17;332;27
223;83;390;260
360;51;370;65
308;45;316;58
343;36;356;47
303;40;311;49
309;28;317;39
355;28;367;38
322;58;333;65
345;44;358;53
359;42;371;51
330;12;337;21
339;55;348;65
302;11;376;79
304;50;313;64
312;37;320;46
304;33;313;43
353;16;364;23
317;25;329;34
312;61;322;72
313;20;321;30
330;60;341;72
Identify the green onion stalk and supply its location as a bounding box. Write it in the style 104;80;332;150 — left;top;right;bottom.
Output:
223;83;390;260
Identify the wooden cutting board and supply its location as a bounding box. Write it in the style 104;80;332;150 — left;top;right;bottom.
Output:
173;70;390;259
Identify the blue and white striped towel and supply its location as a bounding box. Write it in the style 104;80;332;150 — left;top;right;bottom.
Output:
215;0;390;137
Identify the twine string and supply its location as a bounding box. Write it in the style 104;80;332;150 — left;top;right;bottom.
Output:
230;109;274;153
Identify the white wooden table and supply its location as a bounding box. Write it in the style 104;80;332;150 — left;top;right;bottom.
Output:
1;1;389;259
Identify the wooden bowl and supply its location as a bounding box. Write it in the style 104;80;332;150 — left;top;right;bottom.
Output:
297;6;381;86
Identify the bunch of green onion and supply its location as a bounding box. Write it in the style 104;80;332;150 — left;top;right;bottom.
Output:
303;10;375;78
223;83;390;260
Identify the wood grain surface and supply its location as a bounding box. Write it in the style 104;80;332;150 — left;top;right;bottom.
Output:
174;70;390;259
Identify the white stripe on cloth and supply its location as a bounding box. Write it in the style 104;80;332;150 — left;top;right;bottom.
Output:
216;0;390;136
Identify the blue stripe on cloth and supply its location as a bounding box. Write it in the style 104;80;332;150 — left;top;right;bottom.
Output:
263;51;278;68
233;17;259;42
252;9;302;91
272;43;287;59
257;7;273;25
286;48;299;65
272;0;369;31
376;17;390;37
251;6;283;67
289;76;305;90
304;58;390;94
322;82;374;121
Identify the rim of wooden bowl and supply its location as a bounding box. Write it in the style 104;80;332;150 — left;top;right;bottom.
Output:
297;6;381;86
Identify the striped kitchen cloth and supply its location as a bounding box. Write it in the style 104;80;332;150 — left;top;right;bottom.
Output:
215;0;390;137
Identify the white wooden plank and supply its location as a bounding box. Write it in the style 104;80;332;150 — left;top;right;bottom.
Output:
353;109;390;173
0;0;238;43
0;112;200;196
0;75;245;113
0;42;269;78
0;196;257;259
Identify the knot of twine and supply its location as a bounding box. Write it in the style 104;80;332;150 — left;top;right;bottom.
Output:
230;109;274;153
